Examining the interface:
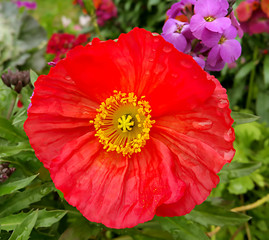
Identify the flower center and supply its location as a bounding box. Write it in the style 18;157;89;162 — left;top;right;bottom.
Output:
218;36;226;44
204;16;215;22
91;91;155;156
175;24;183;34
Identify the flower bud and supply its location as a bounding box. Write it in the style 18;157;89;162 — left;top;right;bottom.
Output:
0;70;30;93
0;162;16;183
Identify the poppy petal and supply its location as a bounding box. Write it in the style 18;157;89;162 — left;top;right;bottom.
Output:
49;132;186;228
153;74;235;216
24;61;97;168
63;28;216;117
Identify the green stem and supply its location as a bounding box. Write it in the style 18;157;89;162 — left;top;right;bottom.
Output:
7;94;17;119
246;46;259;109
83;0;103;40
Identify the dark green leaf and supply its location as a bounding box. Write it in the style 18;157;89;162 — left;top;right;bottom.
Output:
219;162;262;183
0;209;66;231
8;210;38;240
0;174;38;197
0;212;30;231
156;216;209;240
256;91;269;125
185;202;251;227
0;142;33;158
35;209;67;228
0;117;26;142
231;112;260;125
0;183;54;217
263;54;269;88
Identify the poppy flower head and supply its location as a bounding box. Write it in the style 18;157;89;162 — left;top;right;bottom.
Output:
25;28;235;229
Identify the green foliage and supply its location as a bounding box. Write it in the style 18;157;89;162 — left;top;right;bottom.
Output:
185;202;251;227
8;210;38;240
0;2;47;74
157;216;209;240
0;174;38;197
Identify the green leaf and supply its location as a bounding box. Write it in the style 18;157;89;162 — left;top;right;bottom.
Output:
263;54;269;88
235;61;256;80
228;176;255;195
35;209;67;228
0;210;67;231
8;210;38;240
231;112;260;125
0;183;54;217
219;162;262;183
59;216;101;240
156;216;209;240
185;202;251;227
0;212;30;231
0;117;26;142
256;91;269;125
0;142;33;158
30;69;39;85
0;174;38;197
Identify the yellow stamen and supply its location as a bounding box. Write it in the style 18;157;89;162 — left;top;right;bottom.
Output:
91;91;155;157
218;36;226;44
204;16;215;22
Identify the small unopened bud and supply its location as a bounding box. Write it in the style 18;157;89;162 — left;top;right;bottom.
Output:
14;80;23;93
0;162;16;183
1;70;31;93
1;74;11;87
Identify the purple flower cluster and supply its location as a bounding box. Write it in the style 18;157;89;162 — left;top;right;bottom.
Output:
162;0;243;71
13;0;37;10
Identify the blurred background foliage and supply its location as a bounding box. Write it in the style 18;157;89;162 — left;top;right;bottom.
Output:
0;0;269;239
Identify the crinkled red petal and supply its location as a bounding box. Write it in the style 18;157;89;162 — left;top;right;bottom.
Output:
63;28;215;116
153;74;235;216
24;61;98;168
49;132;185;228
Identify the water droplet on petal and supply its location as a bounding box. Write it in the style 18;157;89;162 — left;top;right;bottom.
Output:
218;99;229;108
224;149;235;161
224;128;234;142
180;59;193;68
192;120;213;130
145;70;150;75
154;63;165;74
149;58;154;62
171;73;178;78
153;37;160;42
163;45;172;53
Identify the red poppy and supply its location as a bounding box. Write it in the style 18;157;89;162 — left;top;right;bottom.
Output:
24;28;235;229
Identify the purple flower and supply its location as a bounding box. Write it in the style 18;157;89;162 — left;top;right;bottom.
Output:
190;0;231;40
206;25;241;67
192;55;206;69
167;0;196;19
206;60;226;71
14;0;37;10
161;19;192;52
230;11;244;38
